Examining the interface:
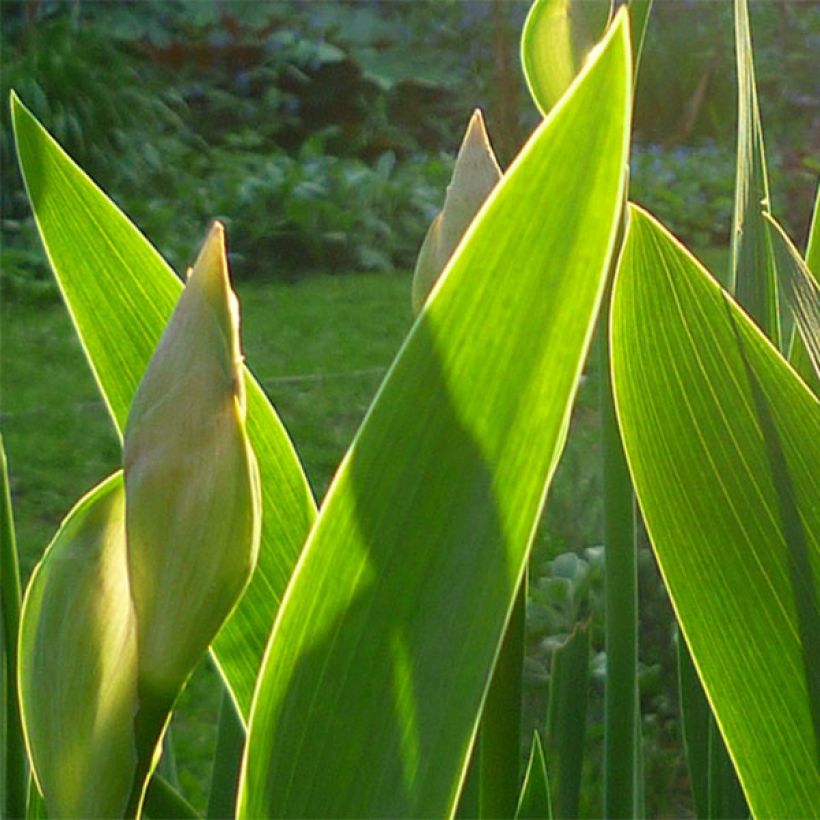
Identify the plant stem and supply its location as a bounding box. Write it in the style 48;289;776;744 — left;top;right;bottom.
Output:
1;436;28;819
599;298;640;818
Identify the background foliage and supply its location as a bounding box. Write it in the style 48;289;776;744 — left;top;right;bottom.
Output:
1;0;818;815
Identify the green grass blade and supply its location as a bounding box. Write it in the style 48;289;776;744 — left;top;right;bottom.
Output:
206;689;245;820
478;578;525;818
515;733;552;820
10;94;317;722
611;204;820;817
729;0;779;345
238;14;631;817
521;0;612;115
18;473;139;818
1;436;28;819
677;632;709;819
546;621;590;819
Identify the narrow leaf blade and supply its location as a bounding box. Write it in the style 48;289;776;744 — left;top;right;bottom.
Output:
515;733;552;820
239;14;631;818
729;0;779;343
611;204;820;817
1;436;27;819
765;213;820;386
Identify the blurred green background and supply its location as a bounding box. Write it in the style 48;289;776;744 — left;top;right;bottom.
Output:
1;0;818;814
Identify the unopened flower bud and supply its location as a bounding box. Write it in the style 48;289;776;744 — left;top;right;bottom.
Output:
123;222;261;708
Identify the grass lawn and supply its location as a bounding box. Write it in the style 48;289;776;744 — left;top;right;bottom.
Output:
1;249;725;811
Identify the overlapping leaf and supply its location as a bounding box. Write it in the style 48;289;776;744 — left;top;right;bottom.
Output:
18;473;138;819
11;95;316;721
611;204;820;817
521;0;612;115
729;0;779;343
239;13;631;817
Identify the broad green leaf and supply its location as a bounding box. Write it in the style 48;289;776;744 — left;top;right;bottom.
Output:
521;0;612;115
18;473;138;819
765;213;819;387
546;621;590;819
411;109;501;315
729;0;779;344
611;204;820;817
515;734;552;820
1;436;27;819
239;12;631;818
11;94;316;722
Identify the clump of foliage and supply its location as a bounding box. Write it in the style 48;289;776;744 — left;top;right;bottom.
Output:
2;2;818;819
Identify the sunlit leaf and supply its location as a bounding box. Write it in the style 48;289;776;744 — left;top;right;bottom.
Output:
11;94;316;722
612;204;820;817
239;13;631;817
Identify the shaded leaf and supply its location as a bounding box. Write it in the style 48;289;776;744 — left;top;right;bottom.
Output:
729;0;779;344
1;436;27;819
546;621;590;819
764;213;819;386
515;733;552;820
239;13;631;818
611;204;820;817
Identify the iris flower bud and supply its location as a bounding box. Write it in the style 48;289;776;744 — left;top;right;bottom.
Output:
123;222;261;710
411;109;502;315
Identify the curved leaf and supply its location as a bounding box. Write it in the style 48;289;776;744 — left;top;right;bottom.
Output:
521;0;612;115
611;204;820;817
239;12;631;818
18;473;138;819
729;0;779;343
11;94;316;721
